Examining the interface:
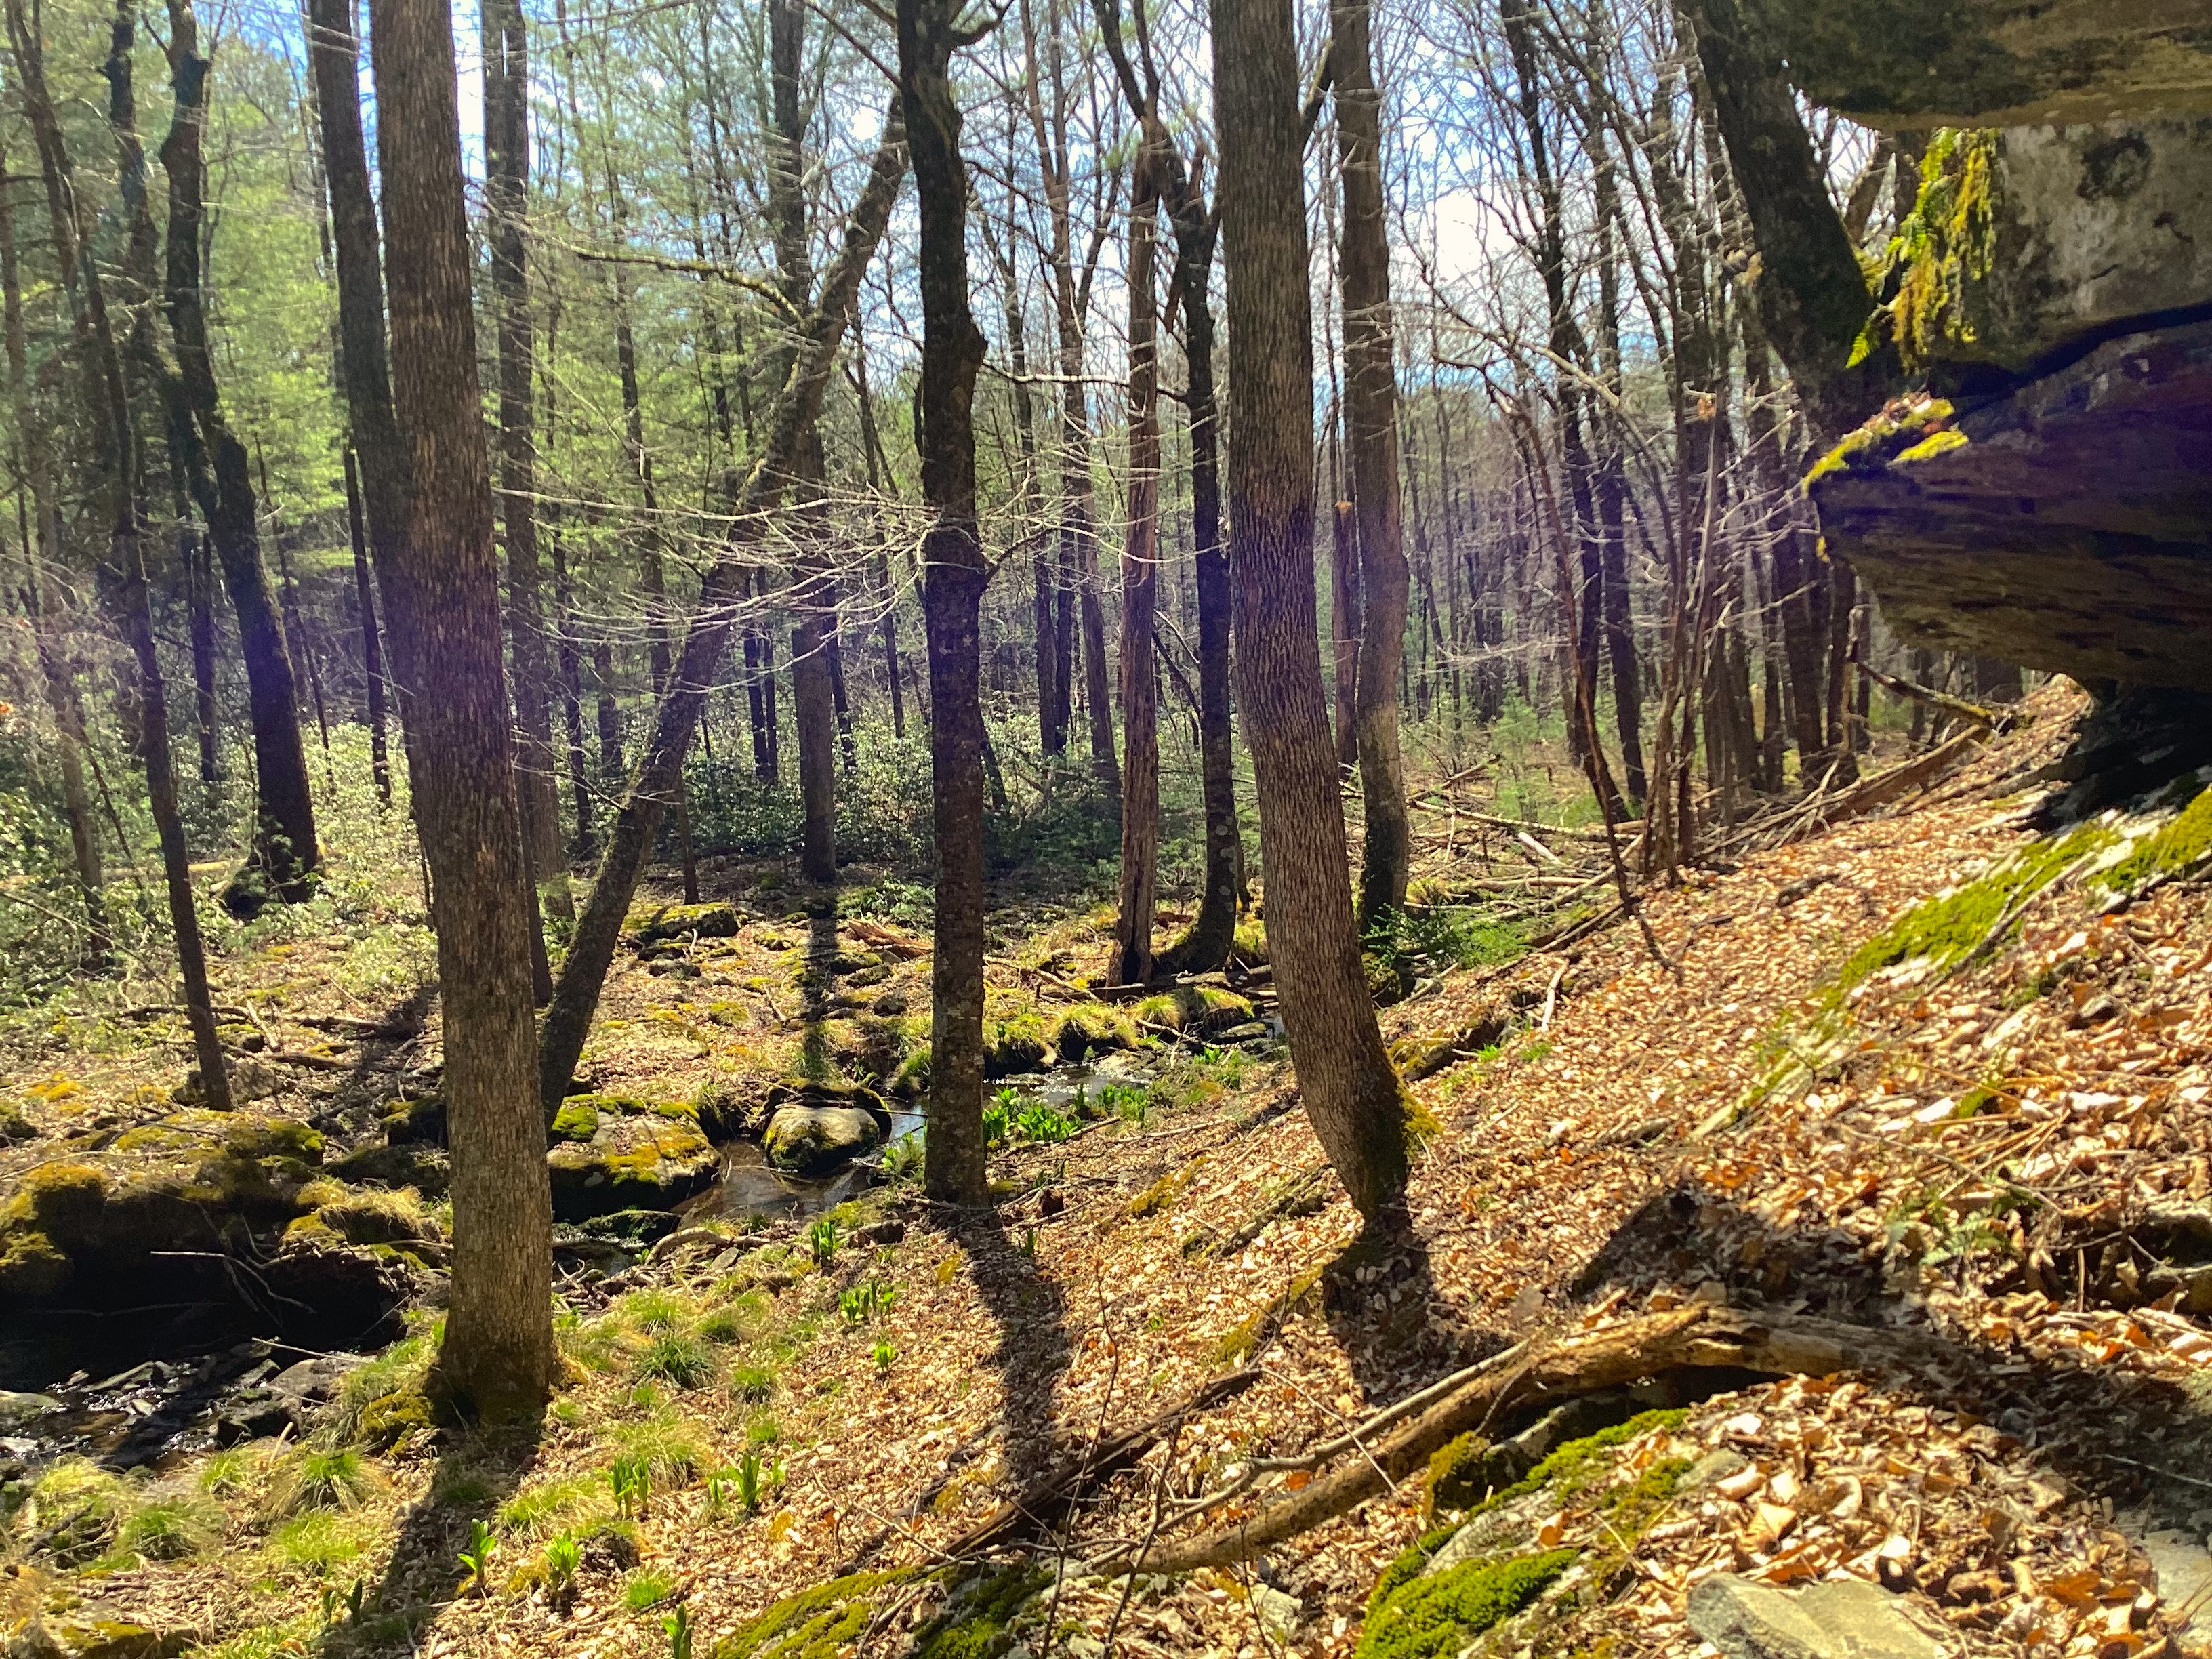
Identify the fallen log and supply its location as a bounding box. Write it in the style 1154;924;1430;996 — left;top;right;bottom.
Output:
1117;1304;1959;1572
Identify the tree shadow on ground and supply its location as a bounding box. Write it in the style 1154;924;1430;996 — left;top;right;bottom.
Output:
1320;1205;1498;1406
1565;1183;2212;1527
954;1209;1073;1492
800;893;840;1080
344;1410;543;1653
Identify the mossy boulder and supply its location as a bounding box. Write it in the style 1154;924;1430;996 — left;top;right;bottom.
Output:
1043;1004;1139;1065
762;1106;882;1175
380;1094;446;1146
545;1097;717;1223
0;1113;334;1304
890;1046;932;1099
1132;984;1255;1038
715;1568;917;1659
327;1141;450;1197
983;1012;1051;1078
629;901;740;946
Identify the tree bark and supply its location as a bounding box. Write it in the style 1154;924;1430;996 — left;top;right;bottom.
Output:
898;0;990;1205
157;3;319;903
1331;0;1411;928
770;0;838;887
1087;1;1243;972
537;110;907;1112
1211;0;1409;1218
305;0;415;794
368;0;555;1418
1675;0;1889;440
1113;156;1162;988
485;0;570;921
342;449;392;805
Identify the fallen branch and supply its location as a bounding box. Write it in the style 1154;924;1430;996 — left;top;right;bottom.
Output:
1118;1304;1960;1572
1856;662;2001;731
943;1366;1261;1557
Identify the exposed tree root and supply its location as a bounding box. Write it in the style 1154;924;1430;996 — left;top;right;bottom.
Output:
1111;1304;1959;1572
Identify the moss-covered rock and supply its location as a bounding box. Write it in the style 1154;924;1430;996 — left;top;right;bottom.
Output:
1043;1004;1139;1065
550;1098;600;1143
1355;1549;1576;1659
761;1105;881;1175
327;1141;450;1197
910;1564;1052;1659
1132;984;1256;1038
629;901;741;945
546;1097;718;1223
712;1568;917;1658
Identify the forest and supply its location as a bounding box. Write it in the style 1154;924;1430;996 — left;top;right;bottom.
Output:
0;0;2209;1649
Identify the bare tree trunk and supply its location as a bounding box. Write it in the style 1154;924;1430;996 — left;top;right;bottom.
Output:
1113;157;1162;987
306;0;413;799
155;8;319;905
536;111;907;1111
342;450;392;805
897;0;990;1203
485;0;571;920
766;0;839;888
1212;0;1408;1219
368;0;554;1418
1332;0;1410;928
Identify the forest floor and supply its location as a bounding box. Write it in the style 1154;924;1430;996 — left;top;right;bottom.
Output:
1;682;2210;1659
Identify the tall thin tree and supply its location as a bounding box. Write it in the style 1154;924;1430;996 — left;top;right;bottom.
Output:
1211;0;1410;1218
367;0;556;1416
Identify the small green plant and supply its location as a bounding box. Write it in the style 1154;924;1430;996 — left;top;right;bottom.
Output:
880;1132;925;1181
807;1217;839;1263
542;1533;581;1595
1015;1101;1075;1143
732;1448;779;1515
730;1363;777;1404
1099;1083;1149;1124
638;1331;716;1389
1019;1225;1038;1258
456;1519;497;1598
664;1601;695;1659
611;1455;651;1519
275;1446;377;1515
872;1338;897;1376
839;1280;898;1326
982;1094;1012;1144
624;1570;676;1611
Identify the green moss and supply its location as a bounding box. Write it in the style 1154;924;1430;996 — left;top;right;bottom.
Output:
631;902;741;944
1212;1264;1324;1365
983;1012;1050;1078
1864;129;2006;371
1357;1549;1576;1659
1427;1432;1515;1517
354;1389;434;1451
224;1117;325;1164
1132;985;1256;1036
912;1565;1052;1659
890;1046;933;1099
1368;1523;1467;1620
711;1568;916;1659
550;1099;600;1142
1895;428;1969;464
0;1225;70;1297
1044;1004;1138;1064
1835;823;2110;997
1231;919;1269;963
2091;783;2212;897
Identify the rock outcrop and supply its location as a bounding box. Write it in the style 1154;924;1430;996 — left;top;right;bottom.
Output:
1809;323;2212;691
1740;0;2212;129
